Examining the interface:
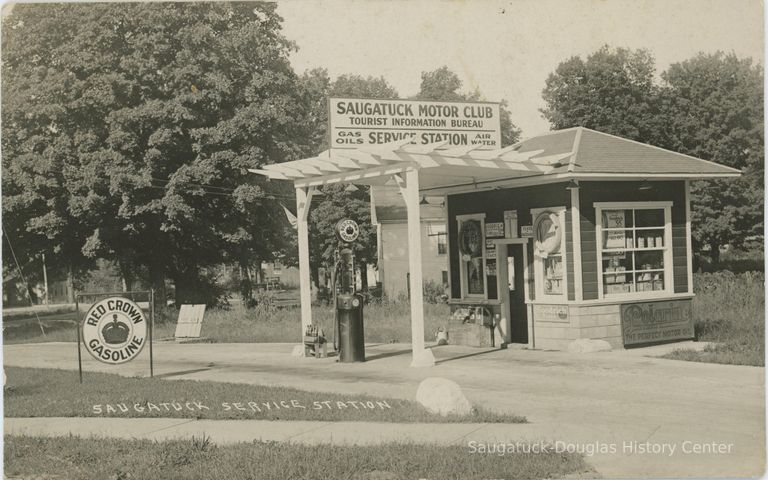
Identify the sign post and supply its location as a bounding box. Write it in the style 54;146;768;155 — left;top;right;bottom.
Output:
75;295;83;384
149;289;154;378
75;290;155;383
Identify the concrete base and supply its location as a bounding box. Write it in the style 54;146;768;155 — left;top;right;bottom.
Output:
410;348;435;367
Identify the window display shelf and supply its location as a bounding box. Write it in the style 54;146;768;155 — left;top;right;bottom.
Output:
603;247;664;253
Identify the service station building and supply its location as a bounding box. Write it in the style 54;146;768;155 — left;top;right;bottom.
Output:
251;98;740;366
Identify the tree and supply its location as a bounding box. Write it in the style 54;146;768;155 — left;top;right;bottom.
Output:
661;52;764;262
308;184;376;291
290;71;398;287
540;46;667;145
540;47;763;263
291;67;523;290
416;66;521;146
417;67;465;101
2;3;303;309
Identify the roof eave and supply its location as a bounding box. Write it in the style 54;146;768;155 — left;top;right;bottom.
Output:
568;171;742;179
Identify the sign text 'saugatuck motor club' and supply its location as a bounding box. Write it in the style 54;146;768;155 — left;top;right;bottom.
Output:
329;98;501;150
82;297;148;364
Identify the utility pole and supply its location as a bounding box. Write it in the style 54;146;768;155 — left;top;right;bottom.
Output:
42;253;49;305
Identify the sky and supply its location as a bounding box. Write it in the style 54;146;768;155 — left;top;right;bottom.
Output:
277;0;764;137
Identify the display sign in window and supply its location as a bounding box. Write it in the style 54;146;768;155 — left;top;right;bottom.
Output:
600;208;668;296
458;217;486;297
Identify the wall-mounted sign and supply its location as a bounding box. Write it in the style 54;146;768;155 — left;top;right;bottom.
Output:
521;225;534;237
504;210;518;238
82;297;147;364
534;304;569;323
485;239;496;256
485;222;504;238
621;300;694;346
329;98;501;150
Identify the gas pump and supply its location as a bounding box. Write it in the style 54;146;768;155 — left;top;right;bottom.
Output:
332;218;365;362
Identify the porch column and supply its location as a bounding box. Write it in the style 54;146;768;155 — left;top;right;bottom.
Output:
685;180;693;294
296;186;315;348
396;170;435;367
570;184;583;302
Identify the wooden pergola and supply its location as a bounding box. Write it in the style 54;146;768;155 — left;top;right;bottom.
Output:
250;138;573;367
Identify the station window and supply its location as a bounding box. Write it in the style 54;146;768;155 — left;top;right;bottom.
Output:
457;214;487;298
430;224;448;255
595;202;672;298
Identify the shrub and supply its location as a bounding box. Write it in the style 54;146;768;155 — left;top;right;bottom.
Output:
423;280;449;304
689;271;764;365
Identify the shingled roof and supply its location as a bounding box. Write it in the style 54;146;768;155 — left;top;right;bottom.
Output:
250;126;740;194
518;127;741;176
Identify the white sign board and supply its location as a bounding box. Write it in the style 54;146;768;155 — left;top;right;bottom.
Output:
329;98;501;150
485;222;504;238
174;304;207;338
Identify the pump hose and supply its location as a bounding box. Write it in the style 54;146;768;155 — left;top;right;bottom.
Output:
332;258;342;352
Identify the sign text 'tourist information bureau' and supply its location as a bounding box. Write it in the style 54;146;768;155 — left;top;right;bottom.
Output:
329;98;501;150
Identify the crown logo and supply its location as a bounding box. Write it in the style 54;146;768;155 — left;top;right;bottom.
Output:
102;314;130;344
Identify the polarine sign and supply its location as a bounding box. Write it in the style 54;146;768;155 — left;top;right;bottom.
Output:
329;98;501;150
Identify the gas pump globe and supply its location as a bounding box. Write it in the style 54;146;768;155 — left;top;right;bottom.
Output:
333;218;365;362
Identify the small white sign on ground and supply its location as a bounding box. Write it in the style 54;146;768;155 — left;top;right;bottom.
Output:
174;304;206;338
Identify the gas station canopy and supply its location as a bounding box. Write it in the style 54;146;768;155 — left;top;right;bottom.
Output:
249;126;740;367
249;127;740;193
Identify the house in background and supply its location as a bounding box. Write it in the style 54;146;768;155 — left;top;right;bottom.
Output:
260;260;300;289
370;186;448;298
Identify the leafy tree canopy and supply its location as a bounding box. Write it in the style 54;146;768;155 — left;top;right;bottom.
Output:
540;46;763;261
415;66;521;146
541;46;666;144
661;52;764;255
2;2;302;306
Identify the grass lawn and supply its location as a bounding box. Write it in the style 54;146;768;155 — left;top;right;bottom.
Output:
7;272;763;368
4;301;447;345
5;435;591;480
662;272;764;367
4;367;525;423
2;303;76;321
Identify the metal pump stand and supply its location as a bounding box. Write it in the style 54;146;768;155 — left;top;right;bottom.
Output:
331;219;366;362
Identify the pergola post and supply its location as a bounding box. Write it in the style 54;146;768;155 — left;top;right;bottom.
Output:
296;186;315;349
396;170;435;367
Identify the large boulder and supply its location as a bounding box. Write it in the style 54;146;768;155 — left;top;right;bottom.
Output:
567;338;612;353
416;377;473;416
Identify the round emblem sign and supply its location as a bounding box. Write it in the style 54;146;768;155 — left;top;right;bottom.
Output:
534;212;562;255
82;297;147;364
336;218;360;243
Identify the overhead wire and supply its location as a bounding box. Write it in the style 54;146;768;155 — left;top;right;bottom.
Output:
146;176;296;200
2;226;47;336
